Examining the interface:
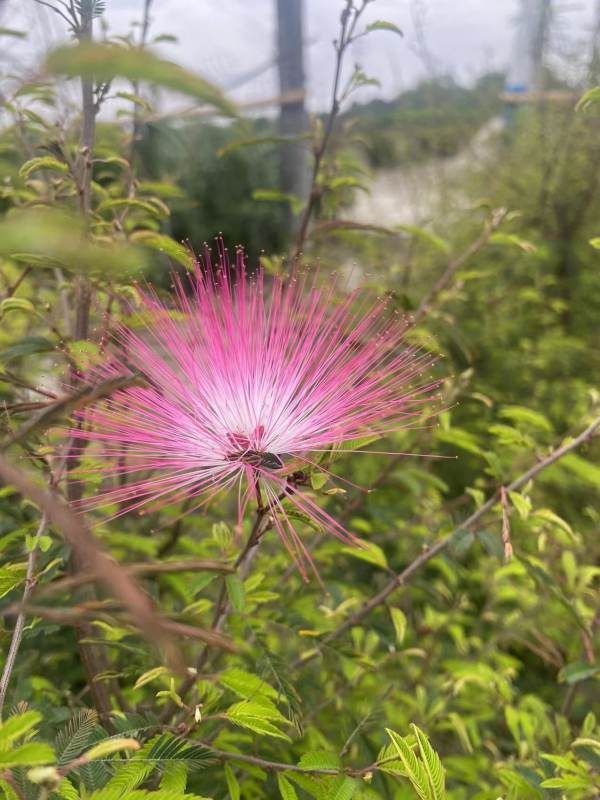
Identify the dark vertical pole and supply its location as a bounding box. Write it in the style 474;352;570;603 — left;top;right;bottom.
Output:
276;0;308;236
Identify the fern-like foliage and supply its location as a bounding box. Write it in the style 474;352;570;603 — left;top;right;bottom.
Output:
385;727;446;800
55;709;99;767
145;734;214;772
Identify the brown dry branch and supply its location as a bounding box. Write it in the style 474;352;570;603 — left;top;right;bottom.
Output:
3;603;236;652
31;558;234;600
1;374;142;450
295;414;600;669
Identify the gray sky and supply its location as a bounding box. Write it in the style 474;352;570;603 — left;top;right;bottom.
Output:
1;0;598;113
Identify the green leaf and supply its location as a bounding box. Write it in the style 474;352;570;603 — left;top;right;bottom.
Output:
386;729;430;800
218;134;303;158
411;725;445;800
533;509;574;537
0;336;54;364
83;738;140;761
590;237;600;249
436;428;483;456
224;763;240;800
0;743;55;768
0;208;147;276
252;189;304;215
97;197;163;217
218;667;279;700
560;453;600;490
499;405;553;432
277;773;299;800
390;607;407;644
46;43;236;117
341;540;388;570
558;661;600;685
225;699;291;741
540;776;593;790
396;224;450;253
19;157;68;179
159;761;188;793
576;86;600;111
310;472;328;491
225;575;246;613
0;711;42;746
489;232;536;253
55;710;99;767
115;91;152;110
365;20;403;36
1;298;35;317
133;666;171;690
330;435;381;454
0;563;27;598
325;776;358;800
129;232;194;269
298;752;341;770
508;491;531;520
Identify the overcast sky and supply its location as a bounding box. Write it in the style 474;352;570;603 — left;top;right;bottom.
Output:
1;0;598;113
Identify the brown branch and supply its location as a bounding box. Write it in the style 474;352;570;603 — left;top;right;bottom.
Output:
3;604;236;652
296;414;600;668
1;374;142;450
412;207;508;325
3;265;32;299
194;741;394;778
293;1;370;258
0;370;58;400
32;559;235;599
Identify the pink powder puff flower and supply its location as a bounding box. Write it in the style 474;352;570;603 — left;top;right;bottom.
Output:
71;243;440;573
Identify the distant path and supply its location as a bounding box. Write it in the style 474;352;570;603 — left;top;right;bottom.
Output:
350;117;503;227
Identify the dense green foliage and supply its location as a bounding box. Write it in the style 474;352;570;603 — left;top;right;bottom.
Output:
0;5;599;800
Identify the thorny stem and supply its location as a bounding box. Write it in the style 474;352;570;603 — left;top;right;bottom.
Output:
0;514;48;717
295;414;600;669
293;0;371;259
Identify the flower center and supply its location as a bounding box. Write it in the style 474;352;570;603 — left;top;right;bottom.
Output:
225;428;283;470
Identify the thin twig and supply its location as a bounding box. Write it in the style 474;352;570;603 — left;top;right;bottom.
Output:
1;374;142;450
412;207;508;325
194;741;395;777
0;514;48;716
296;414;600;668
3;265;32;299
293;0;371;258
159;504;272;723
32;558;235;599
